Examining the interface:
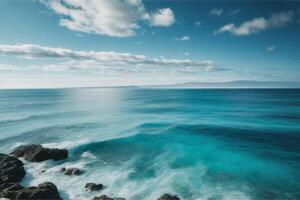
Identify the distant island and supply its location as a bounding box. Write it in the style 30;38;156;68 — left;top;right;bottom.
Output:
147;80;300;88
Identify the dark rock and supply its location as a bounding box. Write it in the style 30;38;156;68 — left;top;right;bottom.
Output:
92;195;126;200
85;183;104;191
92;195;113;200
48;148;68;161
0;182;24;191
157;194;180;200
10;144;68;162
0;153;25;183
0;182;62;200
10;144;40;157
62;167;84;176
38;182;58;191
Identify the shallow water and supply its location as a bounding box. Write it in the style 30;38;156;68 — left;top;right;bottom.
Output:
0;88;300;200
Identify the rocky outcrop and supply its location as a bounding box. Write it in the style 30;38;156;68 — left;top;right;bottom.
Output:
157;194;180;200
85;183;104;191
10;144;68;162
0;182;62;200
92;195;126;200
0;153;25;183
61;167;84;175
1;151;63;200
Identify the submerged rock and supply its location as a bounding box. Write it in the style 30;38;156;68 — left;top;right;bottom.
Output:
0;153;25;183
85;183;104;191
0;182;62;200
92;195;126;200
10;144;68;162
157;194;180;200
61;167;84;175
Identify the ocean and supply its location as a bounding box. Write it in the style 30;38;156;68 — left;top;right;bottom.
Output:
0;88;299;200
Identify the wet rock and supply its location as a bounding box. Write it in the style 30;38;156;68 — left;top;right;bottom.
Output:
0;153;25;183
85;183;104;191
157;194;180;200
92;195;113;200
0;182;62;200
0;182;24;191
10;144;68;162
92;195;126;200
61;167;84;176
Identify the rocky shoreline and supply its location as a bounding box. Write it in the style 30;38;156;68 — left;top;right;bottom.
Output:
0;144;180;200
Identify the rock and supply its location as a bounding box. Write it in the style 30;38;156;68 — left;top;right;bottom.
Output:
92;195;113;200
0;182;62;200
157;194;180;200
85;183;104;191
92;195;126;200
0;182;24;191
10;144;68;162
48;148;68;161
61;167;84;176
0;153;25;183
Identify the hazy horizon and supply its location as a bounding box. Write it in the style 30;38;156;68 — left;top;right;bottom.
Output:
1;80;300;90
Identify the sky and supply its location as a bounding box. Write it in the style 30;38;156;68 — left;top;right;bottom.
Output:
0;0;299;88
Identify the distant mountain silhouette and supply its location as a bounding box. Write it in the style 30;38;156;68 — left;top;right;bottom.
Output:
149;80;300;88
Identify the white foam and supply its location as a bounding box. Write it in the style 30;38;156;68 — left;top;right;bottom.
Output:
43;138;90;149
19;145;252;200
23;153;254;200
0;115;28;123
81;151;96;159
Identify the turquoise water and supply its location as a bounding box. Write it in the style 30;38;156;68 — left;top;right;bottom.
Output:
0;88;299;200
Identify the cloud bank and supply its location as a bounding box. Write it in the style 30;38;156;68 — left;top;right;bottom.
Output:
0;44;215;73
215;11;294;36
43;0;175;37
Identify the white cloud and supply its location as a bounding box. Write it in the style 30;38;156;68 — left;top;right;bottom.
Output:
194;21;202;27
175;36;190;41
266;46;275;52
43;0;175;37
209;8;223;16
215;11;294;36
0;44;215;73
148;8;175;27
228;9;240;16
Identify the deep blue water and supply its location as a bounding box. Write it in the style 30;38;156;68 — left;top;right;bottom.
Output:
0;88;299;200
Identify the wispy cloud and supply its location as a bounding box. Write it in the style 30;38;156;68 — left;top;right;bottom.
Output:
175;36;190;41
214;11;294;36
43;0;175;37
266;46;276;52
194;21;202;27
228;9;240;17
0;44;215;73
209;8;223;16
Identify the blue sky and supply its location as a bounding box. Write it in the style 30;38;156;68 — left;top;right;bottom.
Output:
0;0;299;88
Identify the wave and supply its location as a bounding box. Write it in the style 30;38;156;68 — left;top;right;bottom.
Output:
0;115;29;123
20;143;252;200
0;122;103;153
0;110;89;125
